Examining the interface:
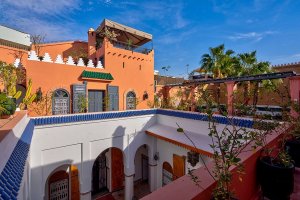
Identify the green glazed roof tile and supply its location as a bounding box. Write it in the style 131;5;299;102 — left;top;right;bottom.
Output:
81;70;114;80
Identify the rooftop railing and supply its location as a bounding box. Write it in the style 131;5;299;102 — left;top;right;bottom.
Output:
111;40;153;55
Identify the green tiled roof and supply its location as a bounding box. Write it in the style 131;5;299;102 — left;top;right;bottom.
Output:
81;70;114;80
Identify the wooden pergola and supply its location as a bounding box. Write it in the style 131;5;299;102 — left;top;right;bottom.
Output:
162;71;300;115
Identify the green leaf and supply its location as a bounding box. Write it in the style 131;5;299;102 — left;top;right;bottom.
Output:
177;128;184;133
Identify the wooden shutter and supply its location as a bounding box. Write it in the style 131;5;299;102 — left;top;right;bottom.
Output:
173;154;186;180
111;148;124;191
107;86;119;111
88;91;95;112
70;165;80;200
72;84;86;113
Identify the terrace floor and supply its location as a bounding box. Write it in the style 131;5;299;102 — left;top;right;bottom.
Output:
95;181;150;200
291;167;300;200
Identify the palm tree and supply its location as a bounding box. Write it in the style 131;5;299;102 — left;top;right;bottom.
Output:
237;51;272;107
198;44;236;105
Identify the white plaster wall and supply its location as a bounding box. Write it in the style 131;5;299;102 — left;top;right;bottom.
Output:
29;112;217;199
155;139;211;189
0;114;28;172
156;114;211;135
29;114;156;200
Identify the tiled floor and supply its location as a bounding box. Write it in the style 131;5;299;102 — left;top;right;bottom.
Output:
95;181;150;200
291;167;300;200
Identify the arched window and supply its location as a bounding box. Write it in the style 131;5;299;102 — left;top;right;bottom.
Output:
126;91;136;110
52;89;70;115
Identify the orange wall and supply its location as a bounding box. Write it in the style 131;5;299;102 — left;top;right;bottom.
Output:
26;60;109;94
25;38;154;113
96;38;154;110
35;41;88;61
0;45;28;66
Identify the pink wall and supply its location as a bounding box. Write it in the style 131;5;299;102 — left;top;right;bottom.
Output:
142;125;291;200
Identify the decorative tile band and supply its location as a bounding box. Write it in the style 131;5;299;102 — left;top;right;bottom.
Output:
156;109;254;128
32;109;254;128
32;109;157;126
0;120;34;200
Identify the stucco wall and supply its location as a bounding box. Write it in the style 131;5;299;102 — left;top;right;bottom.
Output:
29;114;157;200
0;45;28;66
35;41;88;59
98;39;154;110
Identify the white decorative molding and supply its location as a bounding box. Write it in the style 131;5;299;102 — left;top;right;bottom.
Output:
13;58;22;68
42;53;53;62
77;58;85;66
96;60;104;69
28;50;39;61
54;55;64;64
87;59;94;68
66;56;75;65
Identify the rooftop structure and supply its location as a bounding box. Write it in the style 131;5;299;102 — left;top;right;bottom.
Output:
0;25;30;49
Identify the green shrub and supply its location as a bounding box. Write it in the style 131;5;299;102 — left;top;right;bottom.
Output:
0;93;16;116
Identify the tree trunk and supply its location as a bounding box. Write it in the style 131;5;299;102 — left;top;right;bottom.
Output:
217;84;221;106
243;81;250;105
253;82;259;107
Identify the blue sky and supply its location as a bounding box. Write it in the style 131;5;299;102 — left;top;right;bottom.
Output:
1;0;300;77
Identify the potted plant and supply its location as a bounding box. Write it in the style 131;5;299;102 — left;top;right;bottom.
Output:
285;102;300;167
0;93;17;118
255;120;295;200
77;94;88;113
19;79;36;110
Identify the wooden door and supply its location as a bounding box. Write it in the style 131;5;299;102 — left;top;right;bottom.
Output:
88;90;104;112
111;148;124;191
173;154;185;180
142;155;149;181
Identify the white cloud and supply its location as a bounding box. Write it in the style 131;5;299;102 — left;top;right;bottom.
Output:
228;31;276;42
2;0;80;15
0;0;84;41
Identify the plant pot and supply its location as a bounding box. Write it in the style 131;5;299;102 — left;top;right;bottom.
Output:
1;114;11;119
258;157;295;200
286;139;300;167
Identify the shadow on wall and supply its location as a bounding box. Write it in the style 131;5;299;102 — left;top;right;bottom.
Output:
29;116;156;200
62;43;88;64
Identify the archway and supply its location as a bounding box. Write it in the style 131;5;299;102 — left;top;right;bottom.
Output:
162;162;173;186
52;88;70;115
133;144;150;199
92;147;124;198
45;165;70;200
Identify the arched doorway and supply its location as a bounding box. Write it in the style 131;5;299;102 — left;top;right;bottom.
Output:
92;149;109;195
162;162;173;186
126;91;136;110
133;144;150;198
92;147;124;198
46;165;70;200
45;165;80;200
52;89;70;115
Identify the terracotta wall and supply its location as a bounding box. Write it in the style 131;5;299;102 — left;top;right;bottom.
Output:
26;60;109;94
34;41;88;61
0;45;28;66
95;38;154;110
